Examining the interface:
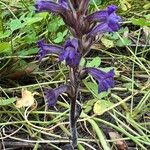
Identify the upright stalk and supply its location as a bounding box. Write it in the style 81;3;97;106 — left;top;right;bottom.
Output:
69;68;80;148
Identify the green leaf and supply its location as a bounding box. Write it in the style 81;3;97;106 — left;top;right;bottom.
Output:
83;99;97;113
116;37;132;47
0;98;16;106
80;57;101;68
143;3;150;10
0;42;11;53
48;20;59;32
24;32;37;43
80;57;86;67
93;100;113;115
0;30;12;39
53;32;64;43
17;48;38;56
25;17;43;25
90;0;102;5
132;18;150;27
48;18;65;33
63;29;68;36
101;37;114;48
86;57;101;68
120;0;131;11
144;14;150;19
10;19;23;31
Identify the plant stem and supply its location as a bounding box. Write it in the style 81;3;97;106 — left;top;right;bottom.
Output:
69;68;80;149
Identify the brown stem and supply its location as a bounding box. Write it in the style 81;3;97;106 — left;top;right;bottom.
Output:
69;68;80;149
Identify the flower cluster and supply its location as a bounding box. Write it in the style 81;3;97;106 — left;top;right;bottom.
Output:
35;0;121;106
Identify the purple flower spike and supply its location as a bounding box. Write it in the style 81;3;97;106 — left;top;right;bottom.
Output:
37;39;63;60
45;85;69;106
59;38;80;68
87;68;115;93
87;5;121;36
35;0;67;14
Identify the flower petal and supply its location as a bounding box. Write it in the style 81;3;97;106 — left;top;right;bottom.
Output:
107;5;118;14
89;23;113;36
59;38;80;68
35;0;67;14
86;10;108;23
37;39;63;60
45;85;69;106
86;5;118;23
86;5;121;36
86;68;115;93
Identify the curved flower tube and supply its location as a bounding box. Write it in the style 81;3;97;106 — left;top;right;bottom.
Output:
35;0;69;13
59;38;80;68
37;38;80;68
45;85;70;106
37;39;63;60
86;68;115;93
86;5;122;36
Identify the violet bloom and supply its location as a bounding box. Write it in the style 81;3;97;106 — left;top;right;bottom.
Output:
87;5;122;36
59;38;80;68
37;39;63;61
35;0;69;13
45;85;69;106
87;68;115;93
37;38;80;68
35;0;90;31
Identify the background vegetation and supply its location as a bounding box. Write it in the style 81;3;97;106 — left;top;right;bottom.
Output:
0;0;150;149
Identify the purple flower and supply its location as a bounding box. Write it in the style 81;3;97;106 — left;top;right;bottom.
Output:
37;38;80;67
35;0;68;14
35;0;77;29
86;68;115;93
86;5;121;36
59;38;80;68
45;85;69;106
37;39;63;60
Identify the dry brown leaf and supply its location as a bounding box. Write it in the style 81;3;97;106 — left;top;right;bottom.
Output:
16;88;39;108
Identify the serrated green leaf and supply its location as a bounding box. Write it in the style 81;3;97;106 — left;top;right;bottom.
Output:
93;100;113;115
0;98;16;106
